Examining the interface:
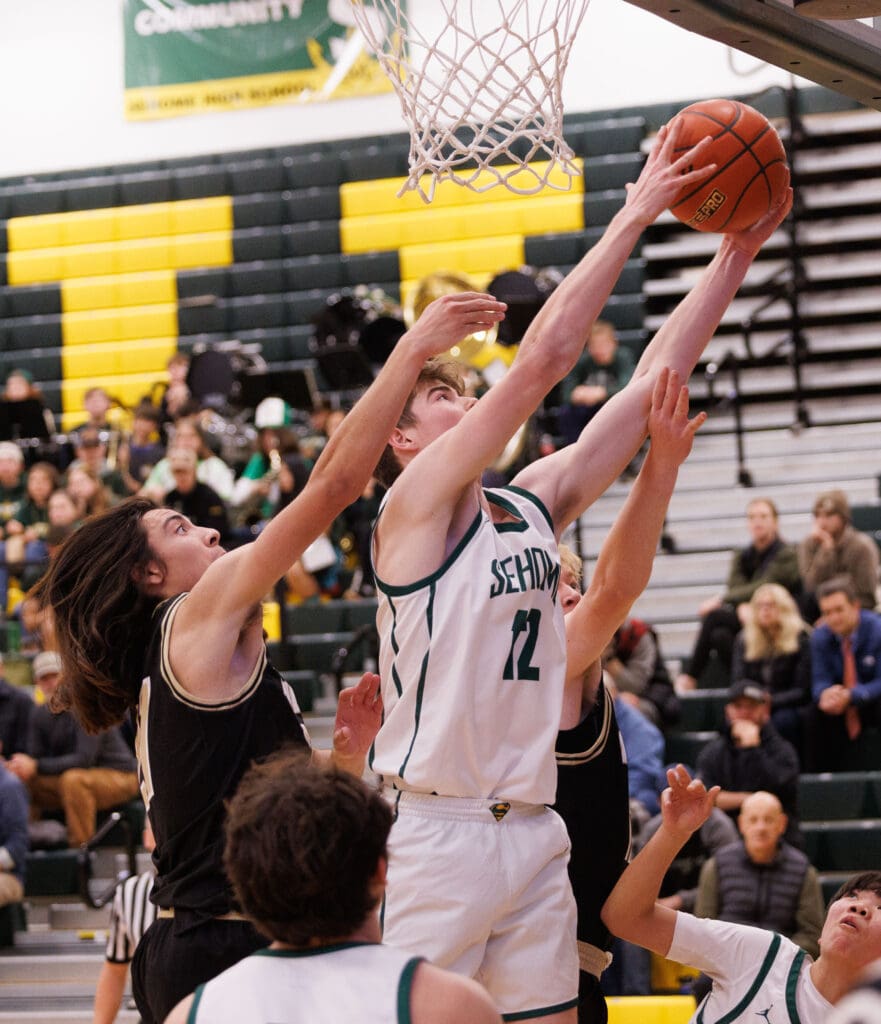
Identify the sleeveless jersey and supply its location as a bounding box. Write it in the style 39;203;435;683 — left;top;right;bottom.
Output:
189;943;422;1024
370;485;565;805
136;593;310;917
554;684;630;956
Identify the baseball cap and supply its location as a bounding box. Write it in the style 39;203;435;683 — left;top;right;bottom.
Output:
254;397;292;430
0;441;24;463
32;651;62;680
728;679;770;703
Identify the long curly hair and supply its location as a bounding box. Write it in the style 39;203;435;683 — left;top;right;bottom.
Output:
743;583;808;661
31;497;161;734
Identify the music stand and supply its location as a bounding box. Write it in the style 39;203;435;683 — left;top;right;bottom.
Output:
312;345;376;392
238;367;320;413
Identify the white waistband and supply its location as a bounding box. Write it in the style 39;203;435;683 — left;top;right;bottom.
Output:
384;787;546;822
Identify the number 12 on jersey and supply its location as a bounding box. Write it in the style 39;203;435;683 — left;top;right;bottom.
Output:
504;608;541;681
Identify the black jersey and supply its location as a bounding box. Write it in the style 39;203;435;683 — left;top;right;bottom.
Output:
135;594;309;917
554;683;630;952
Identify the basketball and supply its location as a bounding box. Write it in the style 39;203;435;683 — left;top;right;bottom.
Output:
668;99;789;233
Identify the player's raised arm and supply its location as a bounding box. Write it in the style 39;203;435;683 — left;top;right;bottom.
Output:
379;126;716;535
182;292;506;622
561;371;703;715
601;765;720;956
514;180;793;535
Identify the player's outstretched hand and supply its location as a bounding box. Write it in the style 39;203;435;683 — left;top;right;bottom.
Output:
646;367;706;469
404;292;507;361
332;672;383;771
726;171;793;256
660;764;719;843
624;119;717;228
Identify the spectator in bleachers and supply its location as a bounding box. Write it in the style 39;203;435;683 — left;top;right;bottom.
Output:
0;460;57;613
69;387;115;442
155;352;191;443
0;442;28;618
164;447;230;538
675;498;801;692
140;418;235;504
0;651;33;757
798;489;880;622
67;465;114;518
67;427;129;502
603;617;681;729
6;651;139;848
695;791;824;959
696;679;802;848
47;489;83;532
557;320;635;447
805;575;881;772
731;583;813;760
0;760;28;914
0;369;55;446
231;398;309;531
609;678;666;826
118;403;165;494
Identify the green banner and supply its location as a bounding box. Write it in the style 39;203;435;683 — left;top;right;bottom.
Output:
123;0;396;120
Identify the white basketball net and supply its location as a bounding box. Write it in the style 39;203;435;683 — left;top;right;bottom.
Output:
349;0;591;201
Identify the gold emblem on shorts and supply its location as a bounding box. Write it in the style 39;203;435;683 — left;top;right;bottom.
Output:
490;802;511;822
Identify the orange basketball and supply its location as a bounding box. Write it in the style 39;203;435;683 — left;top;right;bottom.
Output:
668;99;788;233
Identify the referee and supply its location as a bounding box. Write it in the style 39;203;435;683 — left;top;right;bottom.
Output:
93;824;156;1024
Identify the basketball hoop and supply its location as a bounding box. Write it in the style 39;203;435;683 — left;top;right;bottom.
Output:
349;0;591;201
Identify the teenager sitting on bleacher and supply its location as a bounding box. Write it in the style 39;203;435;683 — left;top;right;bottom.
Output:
731;583;813;762
676;498;801;693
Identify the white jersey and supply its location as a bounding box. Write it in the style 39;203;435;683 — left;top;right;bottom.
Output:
669;914;832;1023
188;943;422;1024
370;485;565;805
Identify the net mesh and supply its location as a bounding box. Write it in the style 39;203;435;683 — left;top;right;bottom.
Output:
349;0;591;201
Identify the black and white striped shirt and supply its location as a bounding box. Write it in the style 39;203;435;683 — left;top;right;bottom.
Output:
105;871;156;964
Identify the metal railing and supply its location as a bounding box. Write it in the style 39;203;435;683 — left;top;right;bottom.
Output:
701;82;813;486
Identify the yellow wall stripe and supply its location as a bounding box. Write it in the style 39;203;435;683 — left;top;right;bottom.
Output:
8;197;233;252
62;303;179;346
399;235;526;287
340;192;583;255
62;338;178;380
340;159;585;218
8;231;233;286
61;270;178;313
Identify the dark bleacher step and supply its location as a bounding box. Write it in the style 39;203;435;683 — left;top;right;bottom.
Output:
676;690;728;734
799;771;881;822
802;819;881;873
664;731;717;770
